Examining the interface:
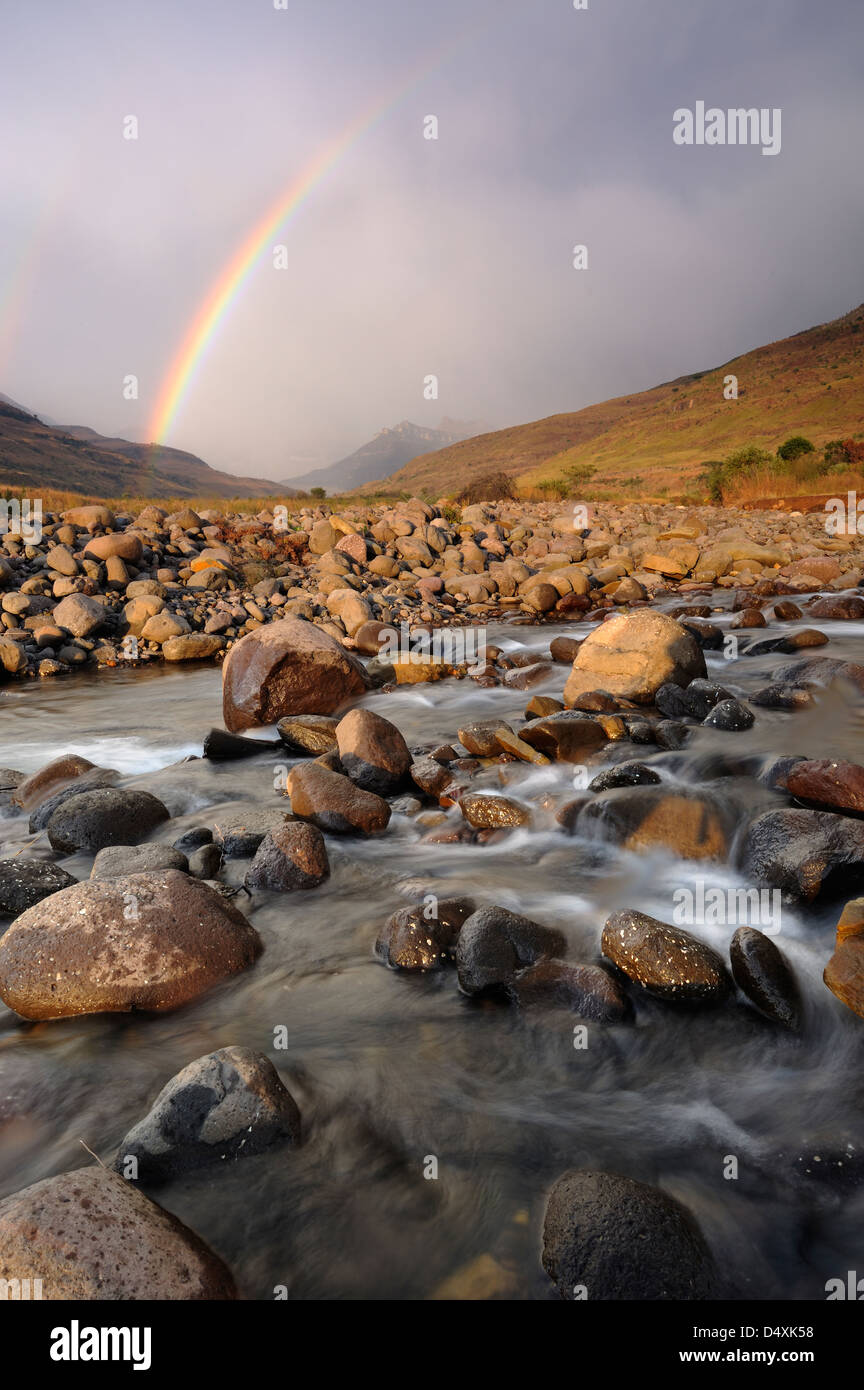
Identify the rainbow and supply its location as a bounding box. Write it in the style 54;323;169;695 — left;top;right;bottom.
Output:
148;26;481;449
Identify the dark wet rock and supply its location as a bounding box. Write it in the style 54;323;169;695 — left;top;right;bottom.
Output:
335;707;412;795
375;896;476;970
770;656;864;693
555;796;592;832
90;843;188;880
46;788;170;855
0;1168;236;1299
455;905;566;996
654;719;691;750
222;616;369;731
173;826;213;852
203;727;280;760
508;958;631;1021
683;678;735;720
288;762;390;835
276;714;339;755
0;870;262;1019
750;682;815;710
521;712;608;761
409;755;461;802
729;926;802;1030
740;808;864;904
564;609;706;706
654;683;689;718
188;843;224;879
113;1046;301;1184
679;618;724;650
702;697;754;731
542;1169;716;1300
244;822;329;891
460;793;532;830
0;860;78;916
782;1140;864;1195
601;909;731;1003
212;807;294;858
579;787;731;861
808;596;864;621
785;758;864;815
589;762;661;791
824;937;864;1020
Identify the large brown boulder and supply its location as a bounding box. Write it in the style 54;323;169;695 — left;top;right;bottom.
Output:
0;870;262;1019
0;1168;235;1299
12;753;96;812
335;708;411;794
564;610;705;706
288;762;390;835
222;617;369;731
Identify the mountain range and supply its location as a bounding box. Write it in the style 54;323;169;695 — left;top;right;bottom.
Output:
371;302;864;498
278;418;483;494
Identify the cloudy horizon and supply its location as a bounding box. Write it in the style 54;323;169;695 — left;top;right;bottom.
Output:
2;0;862;482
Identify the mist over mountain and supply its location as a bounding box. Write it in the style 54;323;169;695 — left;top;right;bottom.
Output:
279;418;484;494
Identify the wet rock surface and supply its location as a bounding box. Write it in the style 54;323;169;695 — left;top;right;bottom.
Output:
601;909;732;1003
113;1046;301;1182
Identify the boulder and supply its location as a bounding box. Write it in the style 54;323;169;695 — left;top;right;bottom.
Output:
563;610;705;706
542;1169;715;1300
90;844;188;879
335;708;411;795
113;1046;300;1183
786;759;864;815
83;533;144;563
0;860;77;916
729;926;801;1029
244;822;329;891
51;593;107;639
0;1168;235;1299
740;808;864;904
0;870;261;1019
46;788;170;854
375;896;476;970
222;617;369;731
580;788;731;861
601;909;731;1003
455;906;566;996
287;762;390;836
12;753;96;812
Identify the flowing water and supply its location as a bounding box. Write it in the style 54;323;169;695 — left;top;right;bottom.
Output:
1;606;864;1300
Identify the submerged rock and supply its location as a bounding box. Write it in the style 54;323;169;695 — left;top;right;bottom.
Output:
729;926;802;1029
455;905;566;996
375;896;476;970
113;1046;301;1183
542;1169;716;1300
508;958;631;1021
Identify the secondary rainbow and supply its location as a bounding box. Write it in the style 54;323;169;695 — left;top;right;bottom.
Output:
148;26;480;448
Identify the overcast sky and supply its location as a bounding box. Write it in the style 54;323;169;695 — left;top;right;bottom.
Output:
1;0;862;480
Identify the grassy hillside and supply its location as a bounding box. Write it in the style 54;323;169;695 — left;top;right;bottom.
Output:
371;302;864;501
0;403;285;500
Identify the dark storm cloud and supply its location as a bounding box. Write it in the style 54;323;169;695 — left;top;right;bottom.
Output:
0;0;861;479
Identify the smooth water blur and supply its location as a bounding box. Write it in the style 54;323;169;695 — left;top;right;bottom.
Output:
1;607;863;1299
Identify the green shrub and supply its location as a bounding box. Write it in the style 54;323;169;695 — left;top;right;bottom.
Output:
310;486;326;499
777;435;815;462
456;472;517;504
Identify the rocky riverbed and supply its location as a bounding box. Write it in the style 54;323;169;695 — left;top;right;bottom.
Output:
1;497;864;1300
